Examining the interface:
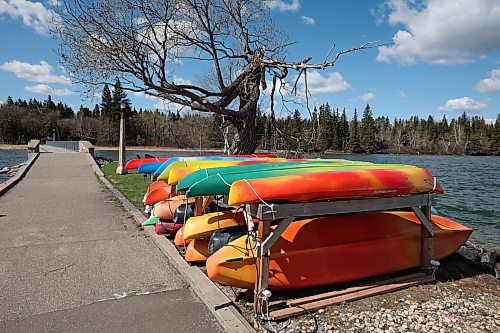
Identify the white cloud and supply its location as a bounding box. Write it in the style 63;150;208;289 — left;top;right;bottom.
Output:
438;97;488;113
133;91;161;101
0;60;71;85
358;92;375;101
376;0;500;65
484;118;496;125
304;71;350;94
265;0;300;12
301;15;315;25
0;0;59;35
475;68;500;93
46;0;61;7
25;84;72;96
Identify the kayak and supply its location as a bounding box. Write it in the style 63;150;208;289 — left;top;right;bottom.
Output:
142;215;159;227
174;227;192;246
206;211;472;290
228;167;444;206
183;210;248;240
185;238;211;263
186;163;414;198
125;157;169;170
144;186;173;206
138;161;167;174
155;220;182;235
152;196;195;220
177;159;360;191
153;156;275;178
157;158;283;181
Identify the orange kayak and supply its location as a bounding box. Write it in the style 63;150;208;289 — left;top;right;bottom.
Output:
206;211;471;290
145;186;173;206
184;210;248;240
153;196;195;220
228;168;444;206
185;238;210;263
174;227;192;246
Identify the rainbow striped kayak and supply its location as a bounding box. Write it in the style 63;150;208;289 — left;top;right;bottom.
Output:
177;159;361;191
152;156;275;177
227;167;444;206
125;157;170;170
185;163;417;198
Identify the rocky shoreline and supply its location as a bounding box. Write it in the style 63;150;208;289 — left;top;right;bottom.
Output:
0;163;25;179
208;241;499;333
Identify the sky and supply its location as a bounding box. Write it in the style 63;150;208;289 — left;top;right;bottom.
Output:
0;0;499;123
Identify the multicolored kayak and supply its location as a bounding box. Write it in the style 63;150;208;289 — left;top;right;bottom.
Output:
153;156;275;177
206;211;471;290
185;239;211;263
186;163;414;198
183;210;248;240
176;159;359;191
228;167;444;206
125;157;169;170
158;159;275;182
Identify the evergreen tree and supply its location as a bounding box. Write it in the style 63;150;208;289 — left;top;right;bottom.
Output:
92;104;100;118
492;115;500;154
318;104;333;151
100;83;112;118
349;108;361;152
6;96;14;105
338;108;350;151
360;104;376;152
44;95;56;110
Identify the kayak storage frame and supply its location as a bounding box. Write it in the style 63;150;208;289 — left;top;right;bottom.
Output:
246;193;436;320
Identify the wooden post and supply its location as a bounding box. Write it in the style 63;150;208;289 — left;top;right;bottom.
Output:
254;219;271;312
420;205;433;272
194;197;203;216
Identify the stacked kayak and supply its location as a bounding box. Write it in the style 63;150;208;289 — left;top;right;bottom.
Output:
129;153;470;290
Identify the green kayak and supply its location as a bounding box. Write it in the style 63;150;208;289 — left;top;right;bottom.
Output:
176;159;372;191
185;163;417;198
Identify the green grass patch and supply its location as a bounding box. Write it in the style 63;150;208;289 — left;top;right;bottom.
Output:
101;162;150;210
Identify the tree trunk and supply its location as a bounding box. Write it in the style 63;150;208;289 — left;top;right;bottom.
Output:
230;111;258;154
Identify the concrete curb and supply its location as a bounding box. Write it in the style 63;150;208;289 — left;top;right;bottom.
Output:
0;152;39;196
86;153;255;333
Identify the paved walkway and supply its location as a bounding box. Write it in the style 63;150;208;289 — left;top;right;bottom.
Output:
0;146;222;332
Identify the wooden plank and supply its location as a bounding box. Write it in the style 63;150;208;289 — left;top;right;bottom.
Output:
412;206;433;235
254;219;271;311
259;194;433;220
194;197;203;216
286;272;426;306
271;274;435;320
419;205;433;272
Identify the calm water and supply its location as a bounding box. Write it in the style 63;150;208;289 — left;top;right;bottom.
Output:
0;149;28;183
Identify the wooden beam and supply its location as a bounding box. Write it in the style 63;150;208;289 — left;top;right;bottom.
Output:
258;194;434;220
194;197;203;216
418;205;433;272
286;272;426;306
271;274;435;320
254;219;271;311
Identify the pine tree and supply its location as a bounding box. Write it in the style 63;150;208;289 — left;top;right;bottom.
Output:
492;114;500;154
338;108;350;151
349;108;361;153
92;104;100;118
6;96;14;105
318;104;333;151
100;83;112;118
360;104;376;152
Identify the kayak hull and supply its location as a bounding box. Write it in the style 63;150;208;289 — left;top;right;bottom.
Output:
184;210;247;240
228;168;444;206
185;239;210;263
174;227;192;246
206;211;471;290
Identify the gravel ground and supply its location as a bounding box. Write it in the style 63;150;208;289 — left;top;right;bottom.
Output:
208;244;500;333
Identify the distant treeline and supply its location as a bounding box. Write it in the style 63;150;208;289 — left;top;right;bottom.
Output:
1;81;499;155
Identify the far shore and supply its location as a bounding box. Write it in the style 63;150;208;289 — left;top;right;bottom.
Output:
0;144;26;150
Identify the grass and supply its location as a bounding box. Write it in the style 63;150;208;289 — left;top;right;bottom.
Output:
101;162;150;211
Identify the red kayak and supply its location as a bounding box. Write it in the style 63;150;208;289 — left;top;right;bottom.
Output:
125;157;170;170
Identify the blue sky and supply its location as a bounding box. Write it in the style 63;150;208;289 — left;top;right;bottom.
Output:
0;0;499;123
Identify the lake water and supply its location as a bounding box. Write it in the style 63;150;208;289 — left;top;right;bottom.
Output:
3;148;498;251
0;149;28;183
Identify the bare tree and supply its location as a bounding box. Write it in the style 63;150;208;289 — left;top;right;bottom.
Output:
54;0;376;153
